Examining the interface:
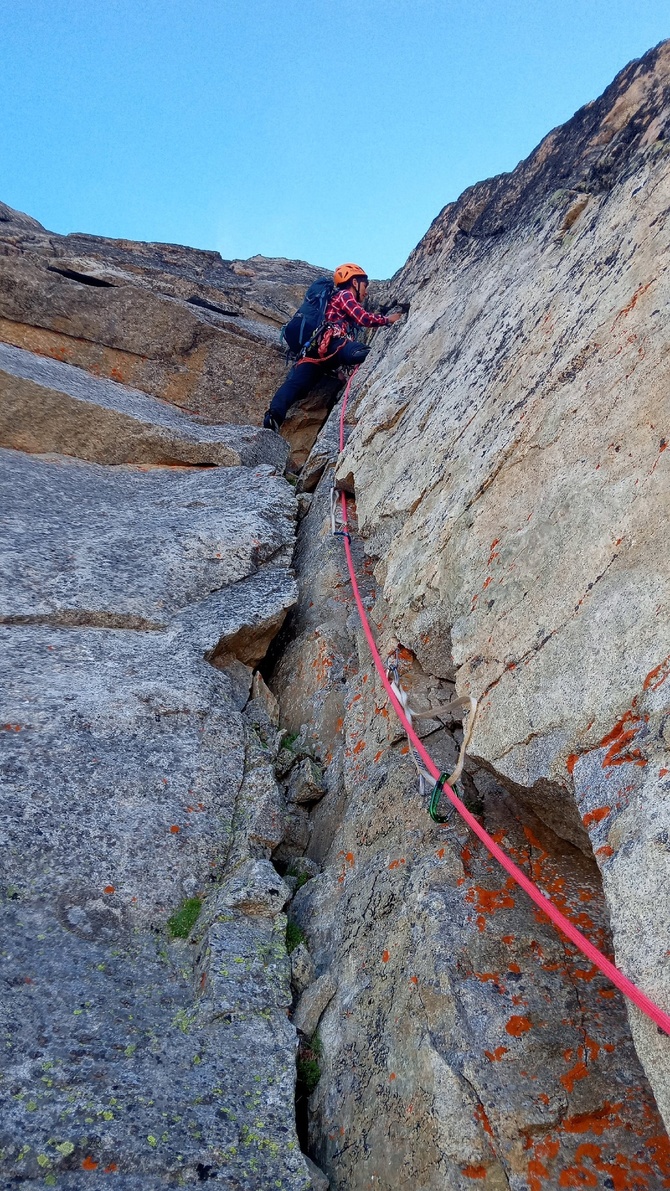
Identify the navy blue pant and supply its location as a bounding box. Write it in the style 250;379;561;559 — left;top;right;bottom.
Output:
268;340;370;423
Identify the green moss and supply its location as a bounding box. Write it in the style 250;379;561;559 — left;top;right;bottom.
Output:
286;867;310;891
297;1035;321;1094
285;922;305;954
167;897;202;939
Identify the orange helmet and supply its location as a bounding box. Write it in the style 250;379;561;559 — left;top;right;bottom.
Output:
333;262;368;287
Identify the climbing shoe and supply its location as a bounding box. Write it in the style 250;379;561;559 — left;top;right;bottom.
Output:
263;410;281;432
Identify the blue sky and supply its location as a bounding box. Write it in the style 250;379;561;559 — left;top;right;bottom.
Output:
2;1;668;278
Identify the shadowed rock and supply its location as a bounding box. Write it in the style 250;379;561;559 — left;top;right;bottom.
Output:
0;442;309;1186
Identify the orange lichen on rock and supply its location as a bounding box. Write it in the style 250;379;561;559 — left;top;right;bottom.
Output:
599;704;648;768
558;1166;598;1187
643;653;670;691
561;1047;589;1093
526;1135;561;1191
505;1014;532;1036
336;850;355;885
474;1103;494;1137
311;639;334;686
582;806;611;827
573;965;598;982
485;1045;509;1061
563;1101;624;1135
612;280;653;326
466;879;516;931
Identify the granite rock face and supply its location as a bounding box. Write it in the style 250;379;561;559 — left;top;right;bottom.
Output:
5;34;670;1191
0;201;329;463
0;154;332;1191
272;440;670;1190
1;448;295;630
267;38;670;1191
0;387;311;1179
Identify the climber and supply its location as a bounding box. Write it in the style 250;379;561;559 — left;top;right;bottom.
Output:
262;263;404;431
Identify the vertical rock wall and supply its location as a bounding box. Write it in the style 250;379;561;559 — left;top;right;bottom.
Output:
269;38;670;1191
272;442;669;1190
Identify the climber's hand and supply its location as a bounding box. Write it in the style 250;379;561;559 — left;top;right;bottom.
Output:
388;310;403;324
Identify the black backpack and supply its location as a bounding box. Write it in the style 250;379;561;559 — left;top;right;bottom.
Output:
280;277;334;358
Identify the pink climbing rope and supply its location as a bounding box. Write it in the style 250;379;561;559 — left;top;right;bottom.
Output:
336;370;670;1036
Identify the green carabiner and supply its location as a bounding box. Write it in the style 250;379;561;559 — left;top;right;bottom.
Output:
428;772;451;823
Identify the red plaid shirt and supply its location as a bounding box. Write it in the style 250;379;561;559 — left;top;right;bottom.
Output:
318;287;390;357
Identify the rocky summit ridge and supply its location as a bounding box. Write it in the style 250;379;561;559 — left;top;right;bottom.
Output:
1;37;670;1191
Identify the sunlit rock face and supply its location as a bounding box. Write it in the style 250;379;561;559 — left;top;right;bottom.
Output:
0;200;324;425
267;38;670;1190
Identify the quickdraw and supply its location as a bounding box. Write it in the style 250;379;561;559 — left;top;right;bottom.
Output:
385;648;477;818
329;477;351;542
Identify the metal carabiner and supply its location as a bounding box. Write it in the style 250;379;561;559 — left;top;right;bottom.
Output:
329;479;338;536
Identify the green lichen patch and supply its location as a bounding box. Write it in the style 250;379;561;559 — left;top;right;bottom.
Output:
167;897;202;940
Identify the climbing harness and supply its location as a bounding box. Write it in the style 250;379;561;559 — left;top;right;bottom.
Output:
333;368;670;1037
